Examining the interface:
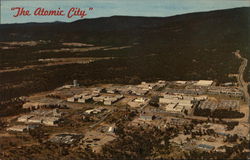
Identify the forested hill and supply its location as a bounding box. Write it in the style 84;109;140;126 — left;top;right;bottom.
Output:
0;7;249;103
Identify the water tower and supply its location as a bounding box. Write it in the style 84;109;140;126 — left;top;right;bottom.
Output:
73;80;79;87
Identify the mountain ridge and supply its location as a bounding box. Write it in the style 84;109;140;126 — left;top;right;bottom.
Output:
0;7;249;102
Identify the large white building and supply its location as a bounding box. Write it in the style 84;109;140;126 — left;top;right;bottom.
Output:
194;80;214;87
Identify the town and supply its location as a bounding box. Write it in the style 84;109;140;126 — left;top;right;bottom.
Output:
1;79;249;158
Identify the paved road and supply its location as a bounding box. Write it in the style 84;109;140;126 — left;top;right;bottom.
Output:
234;50;250;122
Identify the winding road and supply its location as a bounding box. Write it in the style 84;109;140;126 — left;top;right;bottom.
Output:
234;50;250;122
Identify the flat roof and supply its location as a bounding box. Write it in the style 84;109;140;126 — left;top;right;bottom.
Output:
194;80;213;86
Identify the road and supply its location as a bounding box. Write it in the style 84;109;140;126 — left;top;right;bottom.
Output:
89;110;114;129
234;50;250;122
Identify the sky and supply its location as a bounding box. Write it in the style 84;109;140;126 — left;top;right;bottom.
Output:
1;0;250;24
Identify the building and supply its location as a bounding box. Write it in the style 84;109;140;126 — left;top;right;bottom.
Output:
139;114;154;120
67;91;100;103
199;100;218;111
27;124;40;130
194;96;208;101
165;87;207;95
116;86;132;94
137;82;157;91
91;87;104;94
73;80;79;87
43;117;60;126
196;144;215;151
78;96;92;103
67;97;76;102
104;95;124;105
128;97;149;108
198;99;240;111
27;116;43;124
208;86;243;98
134;97;148;103
194;80;214;87
159;97;193;106
130;88;148;96
217;100;240;111
106;87;118;94
175;81;187;85
163;103;185;115
93;96;106;102
17;115;34;123
93;95;123;105
85;108;104;115
22;98;64;110
7;125;28;132
32;109;62;117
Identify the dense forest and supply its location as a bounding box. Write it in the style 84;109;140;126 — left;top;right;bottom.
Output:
0;7;249;104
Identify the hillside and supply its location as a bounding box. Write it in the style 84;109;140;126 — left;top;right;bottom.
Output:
0;7;249;104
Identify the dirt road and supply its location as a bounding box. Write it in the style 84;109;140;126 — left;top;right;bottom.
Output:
234;50;250;122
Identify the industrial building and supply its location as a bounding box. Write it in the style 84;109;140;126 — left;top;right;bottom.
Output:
165;88;207;95
194;80;214;87
67;92;99;103
16;109;62;126
207;86;243;98
159;94;195;115
137;81;167;91
198;99;240;111
92;94;124;105
22;98;64;110
128;97;149;108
